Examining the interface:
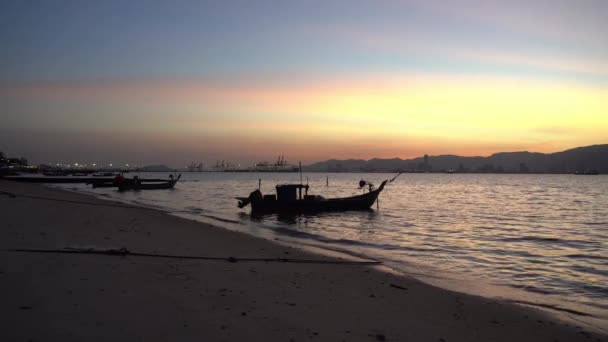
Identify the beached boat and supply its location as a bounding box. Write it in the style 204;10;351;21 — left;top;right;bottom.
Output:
118;174;181;191
236;179;388;213
89;179;119;188
87;176;181;189
5;175;116;184
92;172;119;177
43;170;69;176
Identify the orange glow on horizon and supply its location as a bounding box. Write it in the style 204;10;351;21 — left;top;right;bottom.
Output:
2;74;606;161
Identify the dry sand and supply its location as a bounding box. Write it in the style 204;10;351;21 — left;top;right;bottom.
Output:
0;179;605;341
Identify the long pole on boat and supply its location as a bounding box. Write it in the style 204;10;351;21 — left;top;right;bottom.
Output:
299;161;303;200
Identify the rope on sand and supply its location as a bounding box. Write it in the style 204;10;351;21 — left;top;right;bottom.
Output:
6;248;383;266
1;190;382;266
0;190;154;210
0;190;17;198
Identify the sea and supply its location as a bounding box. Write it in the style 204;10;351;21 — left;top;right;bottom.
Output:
54;172;608;328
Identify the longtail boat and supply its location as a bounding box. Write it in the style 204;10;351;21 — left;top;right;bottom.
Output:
236;179;388;214
118;174;181;191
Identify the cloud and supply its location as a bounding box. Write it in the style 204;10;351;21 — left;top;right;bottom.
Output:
311;25;608;77
404;0;608;49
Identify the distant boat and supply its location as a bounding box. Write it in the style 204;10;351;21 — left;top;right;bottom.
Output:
117;174;181;191
43;170;69;176
87;175;175;188
92;172;118;177
236;180;387;214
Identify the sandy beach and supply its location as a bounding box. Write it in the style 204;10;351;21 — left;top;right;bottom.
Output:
0;179;605;342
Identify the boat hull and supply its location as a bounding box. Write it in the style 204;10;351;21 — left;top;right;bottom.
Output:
4;176;116;184
91;181;118;188
117;174;181;191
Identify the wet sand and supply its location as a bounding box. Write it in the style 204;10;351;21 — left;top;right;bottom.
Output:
0;179;605;341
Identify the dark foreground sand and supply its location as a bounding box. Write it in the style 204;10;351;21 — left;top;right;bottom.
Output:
0;180;605;342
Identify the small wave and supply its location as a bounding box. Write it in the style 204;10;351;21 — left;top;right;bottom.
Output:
183;206;204;214
474;247;543;259
199;214;242;224
509;284;554;295
569;265;608;277
526;258;550;265
510;277;608;304
271;227;440;253
128;200;166;211
471;215;514;222
505;299;596;317
579;283;608;297
499;236;598;247
565;254;608;261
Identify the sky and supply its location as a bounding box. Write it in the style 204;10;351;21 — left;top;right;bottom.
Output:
1;0;607;167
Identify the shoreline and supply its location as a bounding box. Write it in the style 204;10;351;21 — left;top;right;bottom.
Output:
1;179;606;341
52;181;608;329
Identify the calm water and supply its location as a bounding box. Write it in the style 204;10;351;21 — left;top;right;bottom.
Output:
57;173;608;324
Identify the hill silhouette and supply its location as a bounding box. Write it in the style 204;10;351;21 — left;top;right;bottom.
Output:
304;144;608;173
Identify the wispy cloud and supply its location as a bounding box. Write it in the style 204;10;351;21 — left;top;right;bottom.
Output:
311;24;608;79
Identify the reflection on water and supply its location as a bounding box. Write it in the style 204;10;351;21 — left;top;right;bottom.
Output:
58;172;608;322
246;208;378;225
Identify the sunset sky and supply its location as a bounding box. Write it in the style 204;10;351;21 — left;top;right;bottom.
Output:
1;0;607;166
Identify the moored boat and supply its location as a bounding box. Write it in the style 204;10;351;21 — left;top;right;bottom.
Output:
237;179;388;214
117;174;181;191
92;172;119;177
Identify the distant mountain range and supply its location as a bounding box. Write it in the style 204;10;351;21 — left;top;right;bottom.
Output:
304;144;608;174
